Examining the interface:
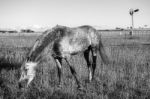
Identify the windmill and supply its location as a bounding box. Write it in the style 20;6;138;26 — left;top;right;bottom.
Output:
129;8;139;36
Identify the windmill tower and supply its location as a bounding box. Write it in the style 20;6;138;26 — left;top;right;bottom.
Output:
129;9;139;36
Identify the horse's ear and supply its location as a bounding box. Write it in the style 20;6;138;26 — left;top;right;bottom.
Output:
56;24;60;27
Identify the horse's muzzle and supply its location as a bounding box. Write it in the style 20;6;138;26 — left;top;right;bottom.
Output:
18;80;26;89
18;82;23;89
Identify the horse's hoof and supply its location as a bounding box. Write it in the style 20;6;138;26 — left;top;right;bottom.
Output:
89;77;95;82
77;85;85;92
18;83;23;89
84;79;90;83
89;80;92;83
57;84;63;89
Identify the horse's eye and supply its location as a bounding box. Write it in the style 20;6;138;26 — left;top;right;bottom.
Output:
23;67;28;72
25;68;28;72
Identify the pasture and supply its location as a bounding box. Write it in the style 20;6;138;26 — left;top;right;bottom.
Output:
1;30;150;99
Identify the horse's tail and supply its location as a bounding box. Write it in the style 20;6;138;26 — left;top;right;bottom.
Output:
98;38;109;65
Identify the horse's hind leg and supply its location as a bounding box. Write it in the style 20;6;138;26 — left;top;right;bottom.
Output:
91;47;97;80
65;58;81;89
84;48;93;82
54;57;62;86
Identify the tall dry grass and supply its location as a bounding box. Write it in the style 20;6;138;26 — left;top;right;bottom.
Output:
1;32;150;99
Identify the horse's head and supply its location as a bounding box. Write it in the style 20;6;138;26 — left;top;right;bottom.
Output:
18;60;38;89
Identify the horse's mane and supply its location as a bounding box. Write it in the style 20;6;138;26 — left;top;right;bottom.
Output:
27;25;67;61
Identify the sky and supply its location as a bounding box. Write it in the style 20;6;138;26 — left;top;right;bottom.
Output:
0;0;149;29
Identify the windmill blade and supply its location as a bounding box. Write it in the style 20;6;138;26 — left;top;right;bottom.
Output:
134;9;139;12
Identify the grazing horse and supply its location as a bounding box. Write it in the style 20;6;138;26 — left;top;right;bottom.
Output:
18;25;109;89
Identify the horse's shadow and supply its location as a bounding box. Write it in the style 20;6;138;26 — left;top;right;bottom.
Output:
0;47;30;72
0;59;22;72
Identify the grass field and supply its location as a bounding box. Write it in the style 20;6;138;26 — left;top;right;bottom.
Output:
1;31;150;99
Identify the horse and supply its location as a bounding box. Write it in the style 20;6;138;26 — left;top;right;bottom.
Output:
18;25;109;89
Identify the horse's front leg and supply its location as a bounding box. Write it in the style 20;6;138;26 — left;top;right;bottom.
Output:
64;58;82;89
84;49;93;82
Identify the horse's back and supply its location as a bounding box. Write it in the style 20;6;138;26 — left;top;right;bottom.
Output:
77;25;100;46
53;25;100;57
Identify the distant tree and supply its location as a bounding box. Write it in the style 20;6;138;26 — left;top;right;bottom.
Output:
144;25;148;28
8;30;18;33
21;29;34;33
115;27;124;30
0;30;7;33
0;30;17;33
